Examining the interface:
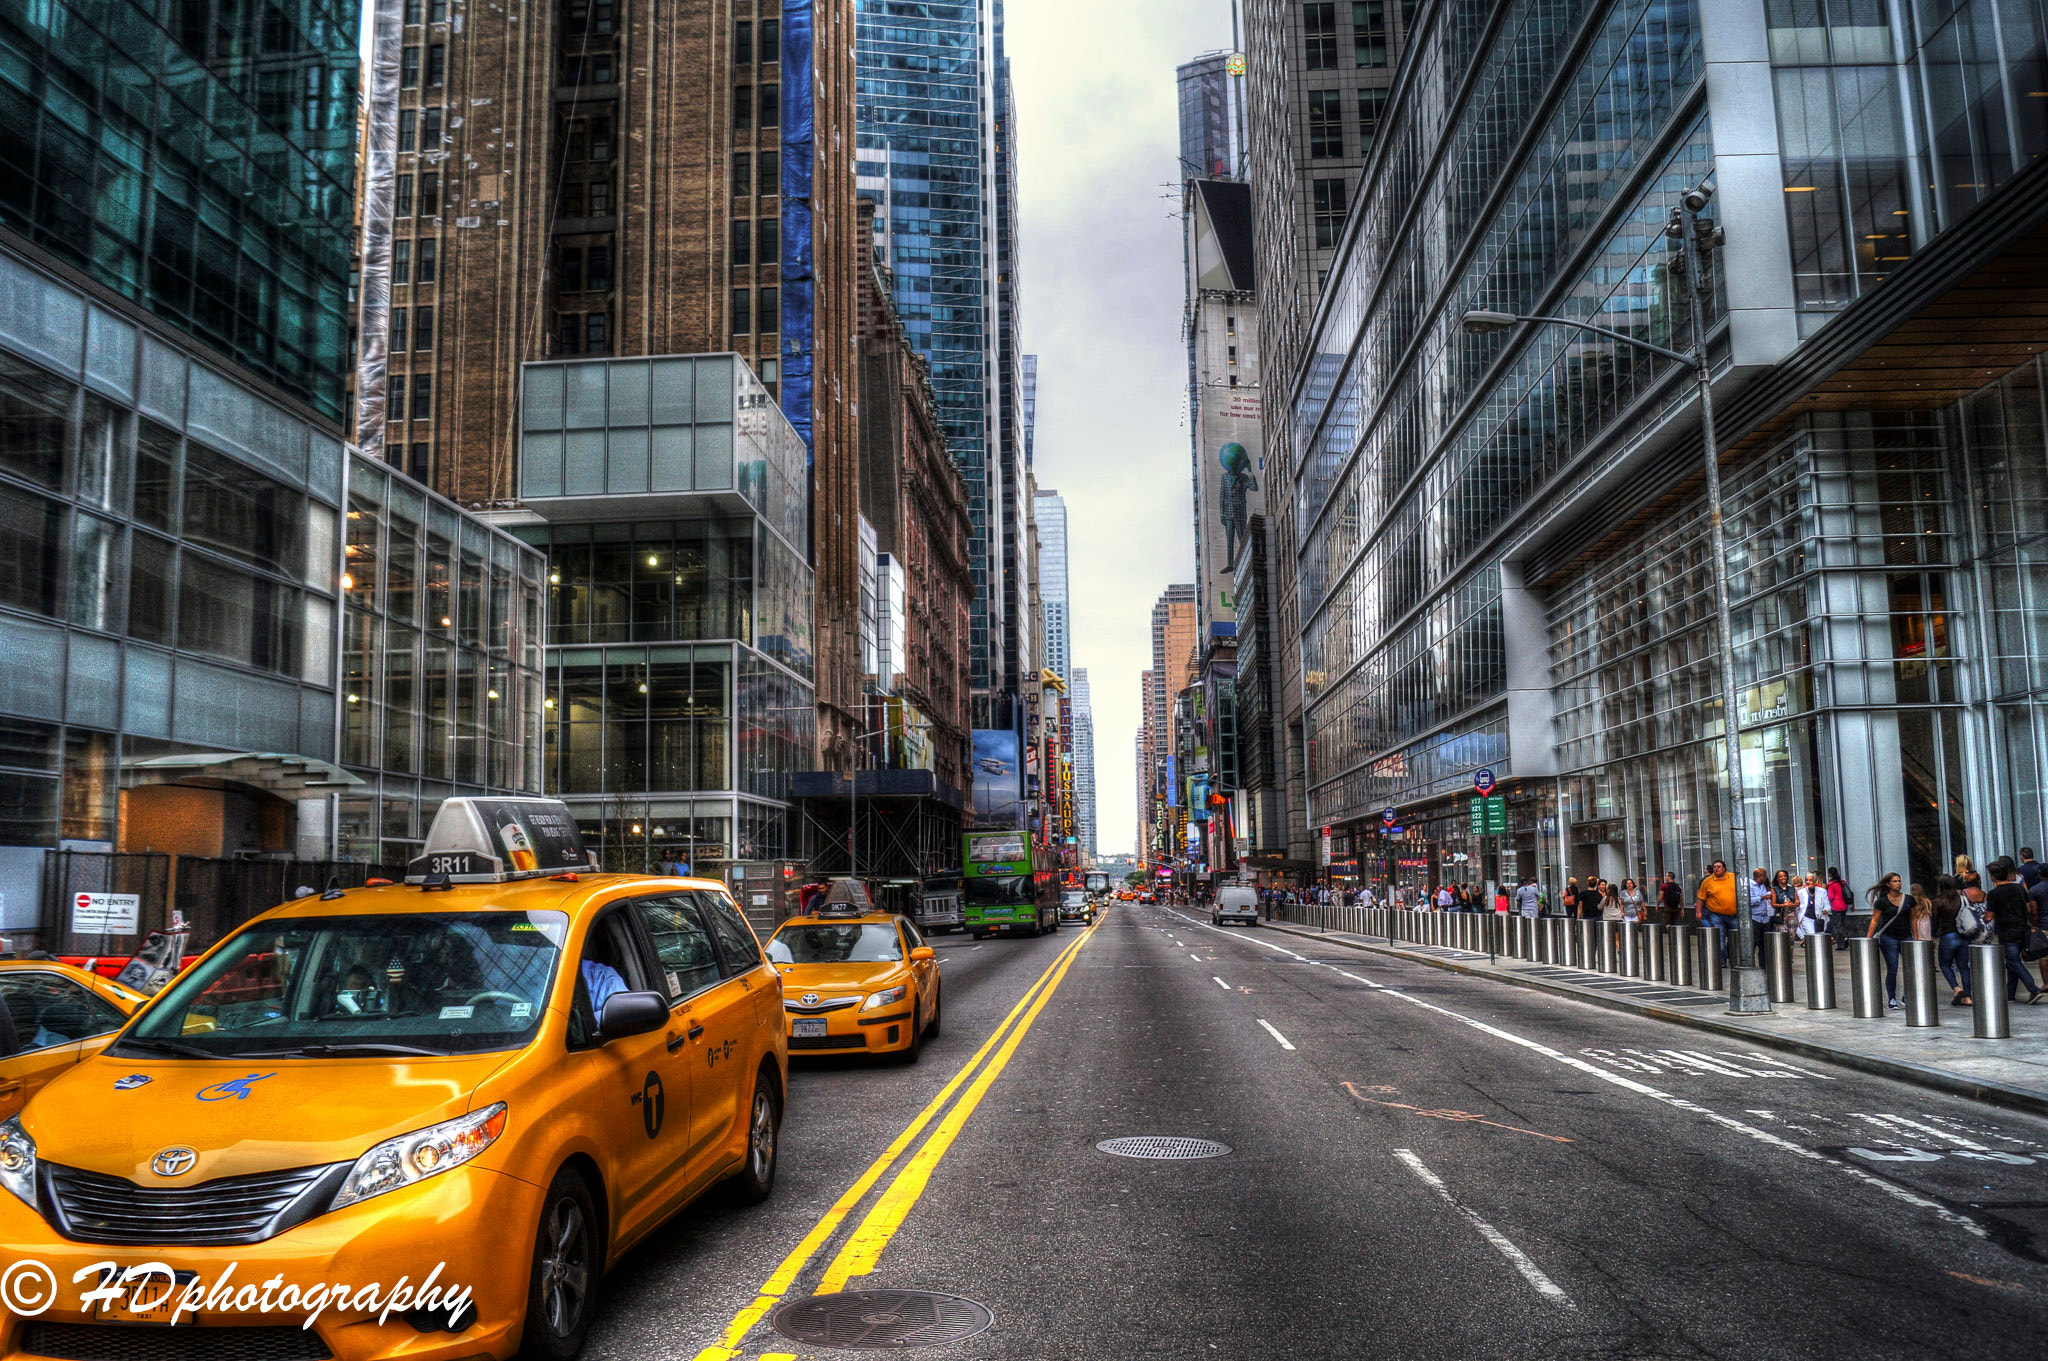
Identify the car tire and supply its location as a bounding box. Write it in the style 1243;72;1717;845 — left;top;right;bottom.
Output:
725;1070;780;1204
925;982;942;1038
518;1170;601;1361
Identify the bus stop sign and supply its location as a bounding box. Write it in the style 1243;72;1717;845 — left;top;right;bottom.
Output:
1474;768;1497;796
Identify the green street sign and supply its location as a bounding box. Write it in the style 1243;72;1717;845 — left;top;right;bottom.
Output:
1485;795;1507;834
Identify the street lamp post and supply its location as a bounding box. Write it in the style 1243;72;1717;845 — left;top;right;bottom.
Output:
1463;178;1768;1014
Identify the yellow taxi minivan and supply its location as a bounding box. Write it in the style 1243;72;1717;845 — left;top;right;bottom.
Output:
768;882;940;1063
0;798;785;1361
0;960;145;1122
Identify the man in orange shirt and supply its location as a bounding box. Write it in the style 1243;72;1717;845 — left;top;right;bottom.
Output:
1696;859;1739;964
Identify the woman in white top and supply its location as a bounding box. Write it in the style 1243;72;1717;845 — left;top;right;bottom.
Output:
1618;878;1645;921
1792;874;1826;939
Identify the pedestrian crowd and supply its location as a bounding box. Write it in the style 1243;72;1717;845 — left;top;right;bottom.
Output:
1267;846;2048;1012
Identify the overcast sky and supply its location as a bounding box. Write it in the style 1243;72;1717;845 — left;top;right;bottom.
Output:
1011;0;1226;856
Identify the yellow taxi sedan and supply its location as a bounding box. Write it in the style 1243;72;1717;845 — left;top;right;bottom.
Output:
768;894;939;1063
0;797;785;1361
0;960;145;1122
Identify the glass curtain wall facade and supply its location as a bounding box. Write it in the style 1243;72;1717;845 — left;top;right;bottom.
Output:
855;0;1002;701
514;354;815;872
0;248;344;884
1301;0;2048;899
1296;0;1711;870
0;0;358;421
337;454;546;865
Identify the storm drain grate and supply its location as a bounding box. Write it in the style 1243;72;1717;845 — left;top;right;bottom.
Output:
770;1290;995;1350
1095;1135;1232;1160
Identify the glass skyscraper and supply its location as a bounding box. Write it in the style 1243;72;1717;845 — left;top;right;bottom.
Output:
1295;0;2048;900
0;0;358;421
855;0;1005;707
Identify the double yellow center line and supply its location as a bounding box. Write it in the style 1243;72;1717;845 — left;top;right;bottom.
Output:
692;916;1100;1361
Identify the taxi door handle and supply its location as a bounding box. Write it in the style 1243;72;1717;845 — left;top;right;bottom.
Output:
687;1023;705;1040
666;1030;689;1053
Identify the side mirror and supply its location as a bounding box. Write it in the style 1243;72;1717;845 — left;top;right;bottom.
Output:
910;946;935;962
599;991;670;1040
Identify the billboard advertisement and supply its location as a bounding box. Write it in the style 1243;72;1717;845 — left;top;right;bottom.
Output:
971;727;1024;828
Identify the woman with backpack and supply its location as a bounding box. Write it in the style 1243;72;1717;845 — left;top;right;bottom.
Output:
1825;867;1852;947
1930;874;1977;1006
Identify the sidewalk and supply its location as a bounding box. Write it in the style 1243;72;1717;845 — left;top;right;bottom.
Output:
1263;913;2048;1117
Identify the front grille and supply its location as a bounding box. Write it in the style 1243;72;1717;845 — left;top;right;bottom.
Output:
784;996;860;1014
790;1034;865;1050
44;1163;338;1246
19;1322;330;1361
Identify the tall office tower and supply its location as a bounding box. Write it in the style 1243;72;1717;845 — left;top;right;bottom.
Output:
1182;179;1260;638
0;0;546;896
855;0;1006;719
1072;667;1097;861
1296;0;2048;901
1244;0;1414;877
992;12;1032;718
359;0;854;516
1135;680;1153;859
1147;584;1198;860
1176;51;1237;179
1033;489;1070;684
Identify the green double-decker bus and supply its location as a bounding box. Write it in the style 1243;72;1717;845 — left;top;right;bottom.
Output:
962;831;1059;939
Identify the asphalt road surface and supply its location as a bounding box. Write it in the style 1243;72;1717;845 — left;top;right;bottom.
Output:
584;902;2048;1360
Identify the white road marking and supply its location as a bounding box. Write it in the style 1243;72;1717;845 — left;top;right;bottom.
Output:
1256;1018;1296;1051
1859;1112;1992;1150
1392;1149;1573;1307
1166;906;1986;1241
1191;952;1203;961
1214;976;1232;991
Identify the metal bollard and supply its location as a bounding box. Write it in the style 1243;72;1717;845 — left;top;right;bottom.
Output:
1970;943;2011;1039
1764;932;1795;1003
1645;923;1667;981
1902;939;1940;1028
1509;916;1525;958
1568;919;1590;969
1594;921;1614;973
1671;924;1697;986
1621;921;1642;977
1804;934;1837;1010
1700;927;1725;991
1550;917;1568;965
1848;937;1884;1018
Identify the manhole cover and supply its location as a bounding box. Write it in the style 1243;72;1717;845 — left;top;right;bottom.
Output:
1095;1135;1232;1160
770;1290;995;1349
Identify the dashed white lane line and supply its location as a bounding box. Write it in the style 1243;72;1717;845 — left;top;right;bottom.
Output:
1159;905;1987;1242
1190;952;1203;961
1394;1149;1574;1307
1256;1018;1296;1051
1214;976;1232;991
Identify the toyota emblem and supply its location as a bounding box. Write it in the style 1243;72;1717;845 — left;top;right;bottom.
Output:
152;1147;198;1177
799;993;820;1007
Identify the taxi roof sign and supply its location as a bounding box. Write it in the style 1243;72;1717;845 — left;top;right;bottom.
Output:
405;797;595;884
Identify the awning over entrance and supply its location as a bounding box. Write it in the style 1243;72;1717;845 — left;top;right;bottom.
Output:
121;751;364;799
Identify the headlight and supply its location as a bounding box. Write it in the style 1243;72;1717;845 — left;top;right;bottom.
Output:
861;984;908;1012
331;1104;507;1211
0;1117;36;1208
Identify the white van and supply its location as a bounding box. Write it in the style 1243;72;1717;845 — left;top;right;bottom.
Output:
1213;885;1260;927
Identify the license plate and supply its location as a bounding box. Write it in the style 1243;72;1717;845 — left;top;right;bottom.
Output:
793;1018;828;1038
95;1270;196;1325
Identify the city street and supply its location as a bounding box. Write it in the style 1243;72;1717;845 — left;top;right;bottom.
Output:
585;905;2048;1360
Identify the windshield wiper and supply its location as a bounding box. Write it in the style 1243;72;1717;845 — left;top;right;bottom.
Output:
259;1042;447;1058
112;1036;223;1060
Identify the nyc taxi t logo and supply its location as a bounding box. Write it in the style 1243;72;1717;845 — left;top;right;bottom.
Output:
630;1071;665;1138
197;1073;277;1102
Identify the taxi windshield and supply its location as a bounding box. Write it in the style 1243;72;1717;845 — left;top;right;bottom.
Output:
117;911;569;1058
767;923;903;964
